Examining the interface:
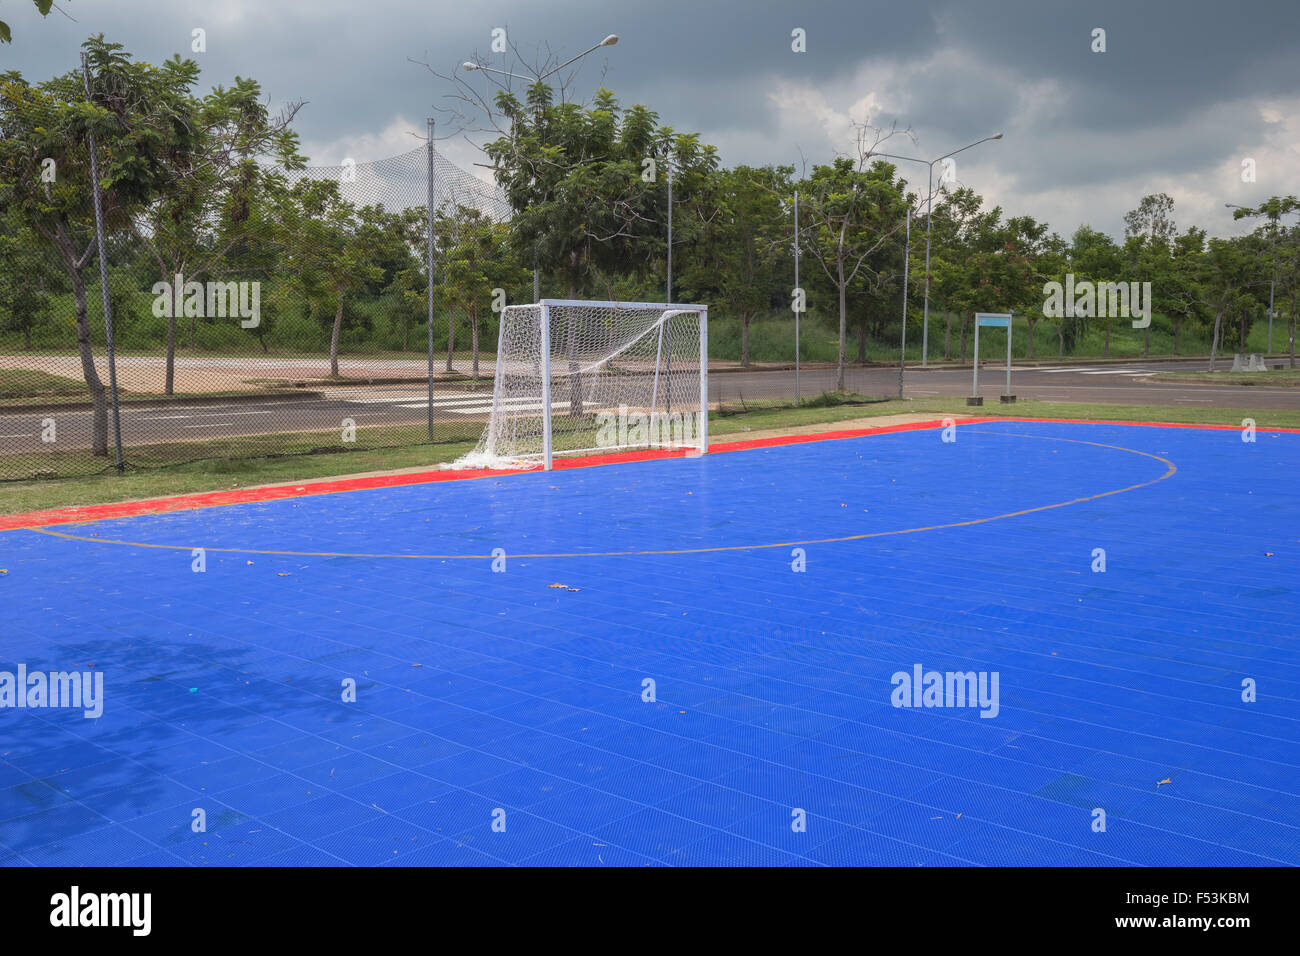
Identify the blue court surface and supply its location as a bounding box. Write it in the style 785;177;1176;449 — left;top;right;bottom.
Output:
1;419;1297;866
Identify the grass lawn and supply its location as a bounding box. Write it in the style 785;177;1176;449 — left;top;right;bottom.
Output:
0;368;88;399
3;392;1295;518
1150;367;1300;387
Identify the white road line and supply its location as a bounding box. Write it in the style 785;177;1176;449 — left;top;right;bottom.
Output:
0;433;34;438
142;410;276;421
183;423;235;428
397;400;570;414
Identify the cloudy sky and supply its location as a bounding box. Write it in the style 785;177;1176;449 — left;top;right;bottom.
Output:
5;0;1298;240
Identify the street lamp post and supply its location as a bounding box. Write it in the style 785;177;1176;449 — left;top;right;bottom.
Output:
870;134;1003;367
461;34;618;82
899;206;910;399
463;35;620;303
667;159;673;302
794;189;800;405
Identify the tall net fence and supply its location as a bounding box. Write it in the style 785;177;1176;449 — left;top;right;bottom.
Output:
0;86;522;480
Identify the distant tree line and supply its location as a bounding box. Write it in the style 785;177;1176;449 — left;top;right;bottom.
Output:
2;36;1298;456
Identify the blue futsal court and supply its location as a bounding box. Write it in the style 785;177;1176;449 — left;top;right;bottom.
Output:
1;419;1297;866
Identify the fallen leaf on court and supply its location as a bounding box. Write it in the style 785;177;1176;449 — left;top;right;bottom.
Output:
1157;778;1172;787
548;583;567;589
277;572;291;577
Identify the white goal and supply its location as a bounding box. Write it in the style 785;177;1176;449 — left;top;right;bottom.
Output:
456;299;709;470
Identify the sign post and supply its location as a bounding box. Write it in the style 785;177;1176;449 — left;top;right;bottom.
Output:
969;312;1014;406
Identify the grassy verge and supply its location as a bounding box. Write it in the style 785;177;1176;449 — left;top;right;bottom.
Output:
0;368;90;399
3;392;1295;517
1150;368;1300;387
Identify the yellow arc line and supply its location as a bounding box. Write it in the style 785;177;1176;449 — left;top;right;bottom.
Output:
29;433;1176;561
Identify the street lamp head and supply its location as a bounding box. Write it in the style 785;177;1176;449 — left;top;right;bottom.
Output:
462;61;479;72
991;133;1003;140
600;34;619;46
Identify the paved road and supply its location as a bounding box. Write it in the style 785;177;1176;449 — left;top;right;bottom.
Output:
2;361;1295;454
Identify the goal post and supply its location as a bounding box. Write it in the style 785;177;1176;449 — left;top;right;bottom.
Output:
455;299;709;470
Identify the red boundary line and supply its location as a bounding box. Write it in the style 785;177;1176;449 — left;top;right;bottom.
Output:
0;415;1289;531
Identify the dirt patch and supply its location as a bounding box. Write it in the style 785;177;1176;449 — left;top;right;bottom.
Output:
715;413;952;444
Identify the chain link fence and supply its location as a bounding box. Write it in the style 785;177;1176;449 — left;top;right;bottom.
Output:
0;71;525;481
1;64;910;483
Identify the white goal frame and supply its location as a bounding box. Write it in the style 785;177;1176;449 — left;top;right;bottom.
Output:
492;298;709;471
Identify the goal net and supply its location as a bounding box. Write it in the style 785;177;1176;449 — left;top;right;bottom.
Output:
453;299;709;470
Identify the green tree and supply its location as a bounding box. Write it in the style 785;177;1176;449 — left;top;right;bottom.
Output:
928;188;1001;362
0;36;201;454
436;205;527;379
1231;196;1300;364
1198;237;1263;370
1068;226;1124;356
134;77;304;391
796;139;910;390
682;164;789;366
1123;193;1177;245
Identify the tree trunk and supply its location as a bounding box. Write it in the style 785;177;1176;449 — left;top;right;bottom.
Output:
836;264;846;391
69;264;109;456
330;296;343;376
1173;319;1180;355
944;312;952;360
741;312;750;367
1026;320;1036;360
568;259;583;414
1290;287;1297;369
471;305;480;380
1104;325;1111;357
165;312;176;395
24;327;31;350
1208;309;1223;371
1143;322;1149;358
1057;323;1064;359
856;324;866;364
960;320;968;364
446;307;455;372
